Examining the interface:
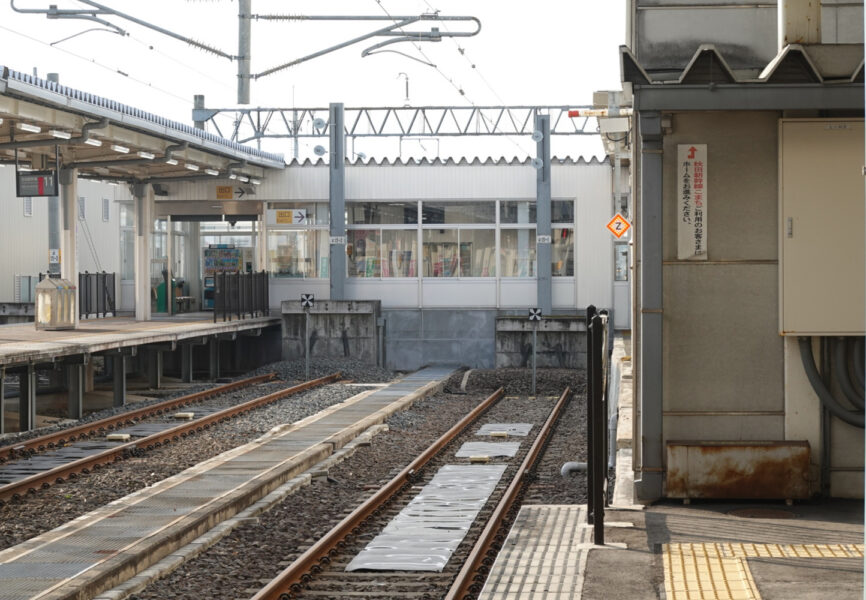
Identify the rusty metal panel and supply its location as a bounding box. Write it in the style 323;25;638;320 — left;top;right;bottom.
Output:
666;441;811;500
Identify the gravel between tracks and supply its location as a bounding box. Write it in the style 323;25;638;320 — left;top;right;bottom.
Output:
0;381;376;551
128;368;588;600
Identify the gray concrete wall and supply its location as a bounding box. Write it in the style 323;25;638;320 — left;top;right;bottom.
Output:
495;317;587;369
661;111;785;444
282;300;380;364
383;309;496;370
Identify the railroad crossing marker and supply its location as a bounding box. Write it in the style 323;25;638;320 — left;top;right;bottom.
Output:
528;308;543;321
302;294;314;379
606;213;631;239
301;294;315;308
528;308;542;395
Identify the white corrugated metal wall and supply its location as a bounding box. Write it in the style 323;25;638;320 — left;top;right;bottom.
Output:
0;165;128;302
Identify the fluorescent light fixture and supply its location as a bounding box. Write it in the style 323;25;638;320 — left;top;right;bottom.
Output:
18;123;41;133
83;138;102;147
238;176;249;183
110;144;130;154
164;158;178;166
250;178;261;185
228;173;238;180
204;168;220;176
50;129;71;139
184;163;199;171
137;151;155;160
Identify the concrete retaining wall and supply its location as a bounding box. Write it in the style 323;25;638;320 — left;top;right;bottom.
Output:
282;300;381;364
495;317;587;369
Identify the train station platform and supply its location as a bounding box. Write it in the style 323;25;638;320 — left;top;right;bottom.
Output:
0;315;282;433
0;365;456;600
478;336;864;600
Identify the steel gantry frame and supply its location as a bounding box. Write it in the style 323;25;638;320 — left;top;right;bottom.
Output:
192;105;599;144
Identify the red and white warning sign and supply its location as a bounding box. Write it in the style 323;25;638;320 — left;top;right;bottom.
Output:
678;144;708;260
606;213;631;239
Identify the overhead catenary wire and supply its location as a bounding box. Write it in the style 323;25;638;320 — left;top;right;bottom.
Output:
372;0;531;156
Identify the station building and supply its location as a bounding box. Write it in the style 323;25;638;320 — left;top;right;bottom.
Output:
617;0;864;501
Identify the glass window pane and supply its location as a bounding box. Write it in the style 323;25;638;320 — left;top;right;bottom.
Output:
500;201;536;224
552;228;574;276
501;229;536;277
552;200;574;224
268;230;328;277
201;221;253;233
422;201;494;224
459;230;495;277
615;243;629;281
381;230;418;277
348;202;418;225
120;229;134;280
423;229;459;277
348;229;381;277
120;203;134;227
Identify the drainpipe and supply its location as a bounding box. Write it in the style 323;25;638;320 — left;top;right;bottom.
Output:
634;111;664;503
778;0;821;51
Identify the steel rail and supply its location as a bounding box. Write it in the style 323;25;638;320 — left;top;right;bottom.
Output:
444;386;572;600
0;373;278;462
0;372;341;504
251;386;506;600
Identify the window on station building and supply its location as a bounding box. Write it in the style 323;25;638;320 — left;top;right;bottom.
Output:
421;201;494;225
102;198;110;222
422;228;495;277
552;199;574;224
267;230;329;278
552;228;574;276
78;196;86;220
500;229;536;277
614;243;629;282
347;202;418;225
266;203;329;278
500;200;536;224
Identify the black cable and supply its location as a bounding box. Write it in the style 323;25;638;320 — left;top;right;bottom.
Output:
799;337;864;428
833;338;864;410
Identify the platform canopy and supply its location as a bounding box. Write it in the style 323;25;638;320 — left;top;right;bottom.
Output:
0;64;285;184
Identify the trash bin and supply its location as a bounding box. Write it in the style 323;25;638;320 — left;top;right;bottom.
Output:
35;277;76;330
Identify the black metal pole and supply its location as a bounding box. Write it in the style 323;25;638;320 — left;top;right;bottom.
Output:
585;305;597;525
591;313;605;545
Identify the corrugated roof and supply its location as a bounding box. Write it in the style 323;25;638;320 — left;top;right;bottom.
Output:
0;64;285;168
286;155;609;167
621;43;863;85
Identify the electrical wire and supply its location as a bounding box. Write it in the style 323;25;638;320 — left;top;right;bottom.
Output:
0;24;238;134
372;0;530;155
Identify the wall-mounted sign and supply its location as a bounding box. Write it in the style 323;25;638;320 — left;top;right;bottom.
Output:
216;185;233;200
677;144;708;260
536;234;552;244
329;235;346;245
16;169;58;197
267;209;307;225
606;213;631;239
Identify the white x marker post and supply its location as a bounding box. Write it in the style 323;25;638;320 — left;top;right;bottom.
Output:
528;308;543;395
301;294;315;379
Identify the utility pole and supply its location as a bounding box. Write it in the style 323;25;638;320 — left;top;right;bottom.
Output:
238;0;251;104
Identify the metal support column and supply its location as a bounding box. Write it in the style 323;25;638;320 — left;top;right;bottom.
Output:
133;183;154;321
0;367;5;434
147;350;163;389
113;354;126;408
635;111;664;503
19;364;36;432
535;114;552;315
237;0;251;104
181;344;194;383
67;362;84;420
329;102;346;301
60;168;79;326
209;337;220;380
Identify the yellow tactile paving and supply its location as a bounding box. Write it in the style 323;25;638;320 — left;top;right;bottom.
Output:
664;543;865;600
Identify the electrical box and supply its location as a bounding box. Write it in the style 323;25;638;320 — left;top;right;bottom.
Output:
779;119;865;335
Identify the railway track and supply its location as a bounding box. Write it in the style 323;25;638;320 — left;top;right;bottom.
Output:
252;387;572;600
0;372;341;504
0;373;277;462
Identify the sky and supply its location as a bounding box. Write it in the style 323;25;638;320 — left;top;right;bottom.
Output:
0;1;627;160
